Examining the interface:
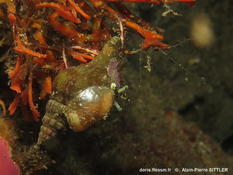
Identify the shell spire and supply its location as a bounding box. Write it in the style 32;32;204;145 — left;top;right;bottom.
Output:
34;100;68;149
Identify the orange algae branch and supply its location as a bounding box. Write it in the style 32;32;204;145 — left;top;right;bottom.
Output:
6;1;16;25
8;94;20;116
90;0;168;49
43;76;52;95
67;0;90;20
0;99;6;117
37;2;99;43
40;76;52;99
33;30;48;47
9;55;23;79
49;12;92;42
69;50;95;63
14;36;47;59
35;2;81;24
9;56;23;93
32;25;57;63
49;12;79;38
10;77;22;94
0;0;16;24
125;21;169;49
28;77;40;121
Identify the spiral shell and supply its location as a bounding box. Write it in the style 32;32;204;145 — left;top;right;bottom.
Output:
34;37;120;149
35;86;114;149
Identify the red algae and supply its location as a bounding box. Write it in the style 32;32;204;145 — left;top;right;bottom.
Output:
0;0;195;121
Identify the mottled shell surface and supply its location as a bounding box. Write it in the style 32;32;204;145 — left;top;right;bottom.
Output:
52;36;121;104
35;37;121;148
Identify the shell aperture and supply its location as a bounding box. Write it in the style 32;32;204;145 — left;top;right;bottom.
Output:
66;86;114;131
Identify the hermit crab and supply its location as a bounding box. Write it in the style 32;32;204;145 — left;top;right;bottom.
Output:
34;36;122;149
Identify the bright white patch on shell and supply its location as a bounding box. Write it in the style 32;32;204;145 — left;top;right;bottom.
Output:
79;87;99;102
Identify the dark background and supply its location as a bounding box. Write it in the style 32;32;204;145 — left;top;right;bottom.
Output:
0;0;233;174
